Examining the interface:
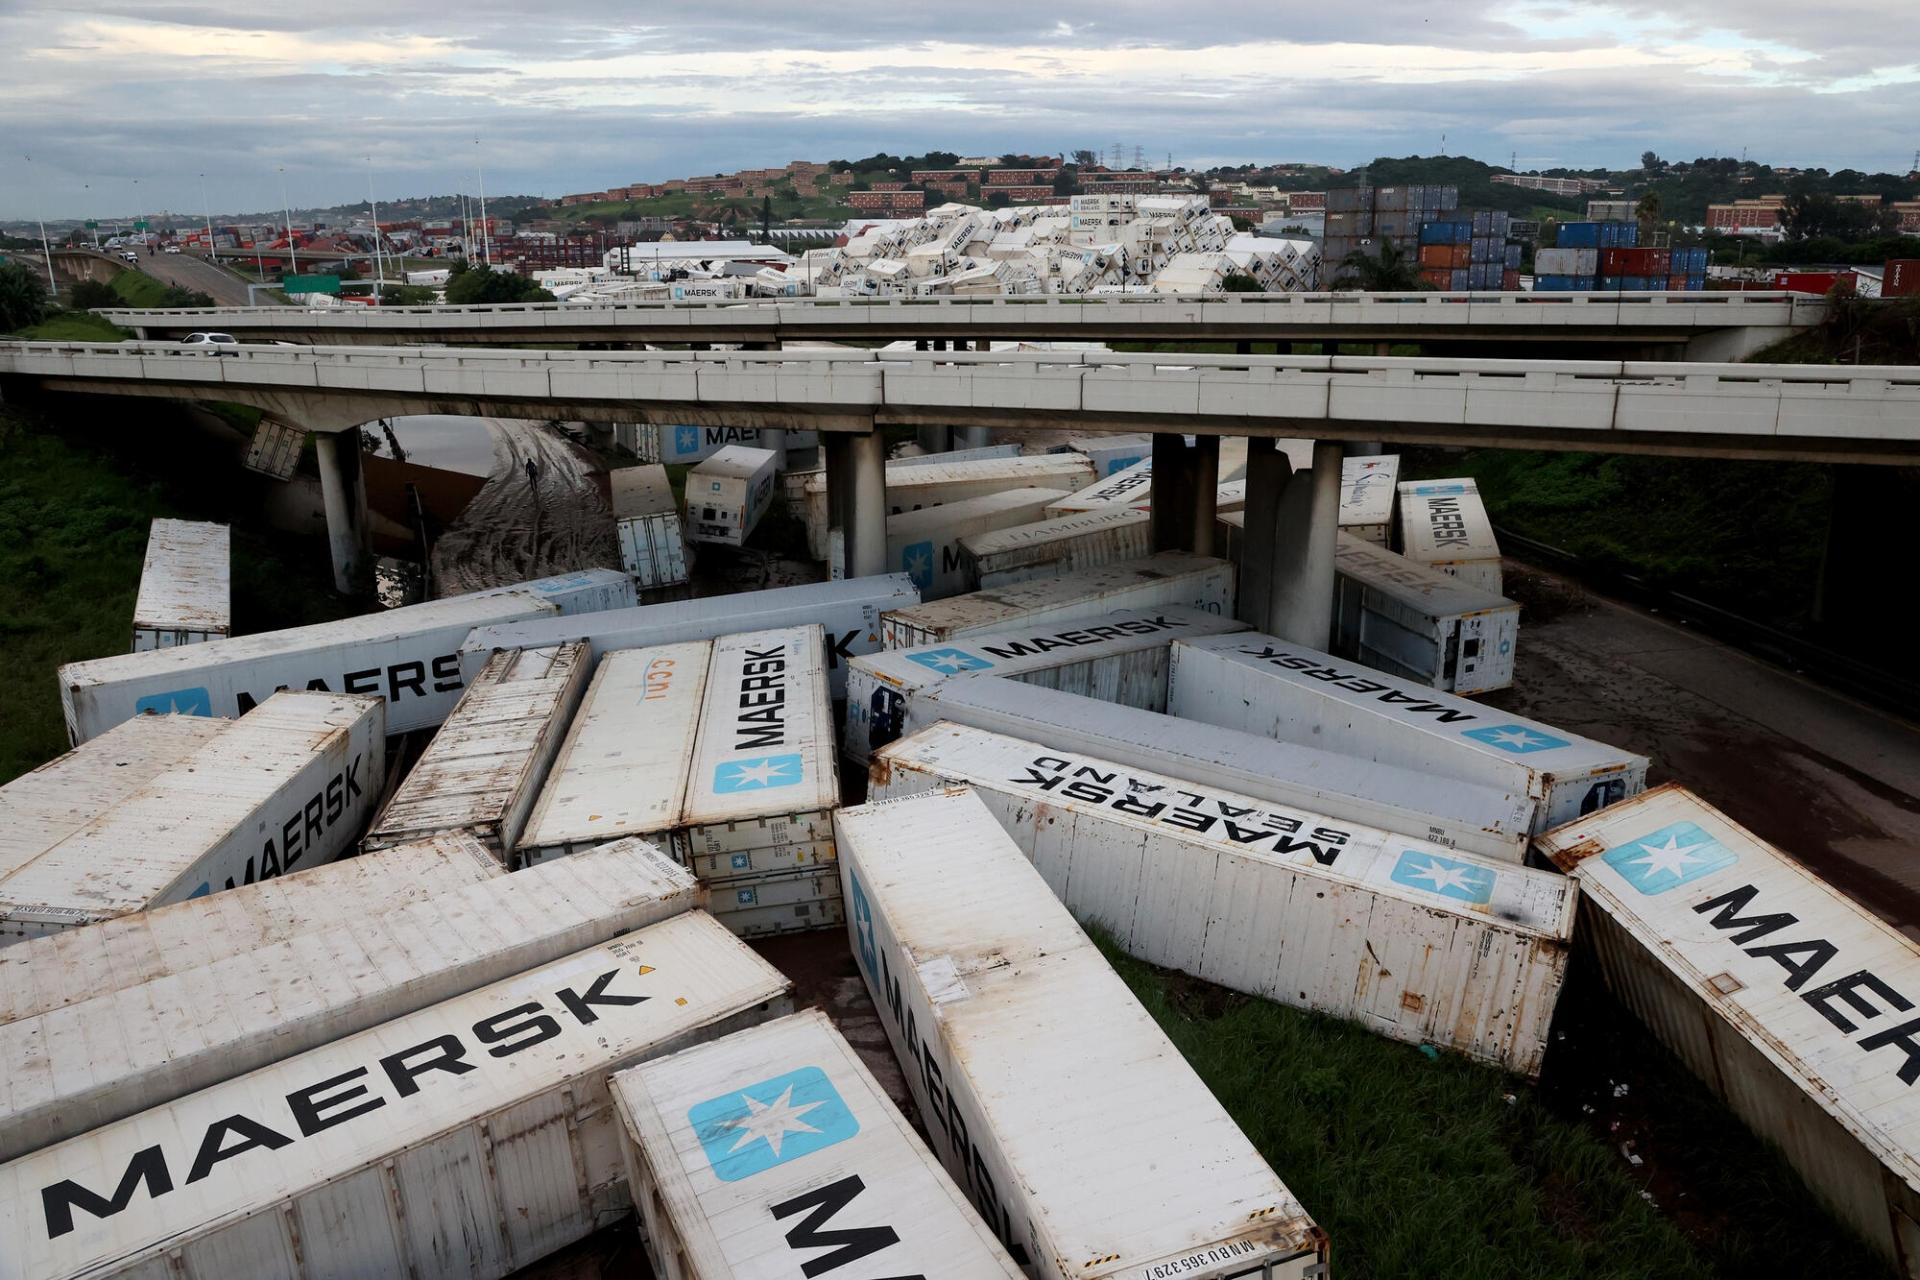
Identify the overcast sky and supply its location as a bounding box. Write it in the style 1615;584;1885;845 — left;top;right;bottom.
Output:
4;2;1916;221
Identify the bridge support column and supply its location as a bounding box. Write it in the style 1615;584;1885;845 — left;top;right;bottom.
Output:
1149;432;1215;554
825;430;888;580
1240;440;1341;647
760;428;788;471
917;425;953;454
954;426;993;450
314;430;370;595
1188;435;1219;556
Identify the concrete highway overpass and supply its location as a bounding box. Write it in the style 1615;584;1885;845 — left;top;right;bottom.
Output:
96;291;1825;361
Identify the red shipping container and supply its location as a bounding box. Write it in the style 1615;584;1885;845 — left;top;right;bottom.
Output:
1667;275;1690;291
1601;247;1671;276
1450;244;1472;268
1419;245;1452;268
1882;260;1920;297
1773;270;1854;294
1420;268;1453;289
1502;270;1520;291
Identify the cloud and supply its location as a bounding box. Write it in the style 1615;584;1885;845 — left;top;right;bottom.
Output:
2;0;1916;220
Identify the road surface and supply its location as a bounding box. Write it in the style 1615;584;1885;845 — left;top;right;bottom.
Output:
128;249;259;307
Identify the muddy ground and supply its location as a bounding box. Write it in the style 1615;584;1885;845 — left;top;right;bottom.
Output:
429;419;619;597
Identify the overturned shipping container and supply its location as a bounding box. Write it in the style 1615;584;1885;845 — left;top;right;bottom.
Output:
1170;633;1648;836
131;518;229;650
0;911;790;1280
1333;533;1519;695
364;643;591;860
1340;453;1401;545
878;453;1093;514
0;692;385;945
685;446;778;549
1396;479;1504;595
958;507;1152;590
611;1009;1025;1280
611;465;690;590
873;724;1574;1074
874;488;1060;599
1537;785;1920;1278
837;789;1330;1278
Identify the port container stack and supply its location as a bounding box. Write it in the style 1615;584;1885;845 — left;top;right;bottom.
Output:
610;464;691;591
1535;223;1706;291
1326;183;1460;282
130;518;229;651
1416;210;1521;290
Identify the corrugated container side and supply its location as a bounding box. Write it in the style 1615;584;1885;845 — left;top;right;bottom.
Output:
131;519;230;650
1042;457;1154;517
959;508;1153;590
836;790;1329;1279
0;839;699;1160
885;455;1094;514
0;912;792;1280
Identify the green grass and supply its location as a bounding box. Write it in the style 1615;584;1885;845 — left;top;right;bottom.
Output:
107;269;171;307
1099;940;1888;1279
0;401;359;782
12;312;132;341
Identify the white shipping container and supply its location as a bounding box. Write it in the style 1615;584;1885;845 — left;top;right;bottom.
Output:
517;643;711;865
62;569;634;744
686;445;778;548
889;442;1022;468
0;833;502;1026
0;911;791;1280
1333;533;1520;695
0;692;386;944
1397;480;1504;595
642;424;818;466
611;1009;1024;1280
959;507;1152;590
1340;453;1401;544
0;715;228;883
1062;432;1152;477
897;675;1537;862
1536;784;1920;1276
365;643;591;859
131;519;229;651
1534;247;1599;276
880;552;1235;648
611;465;689;589
1170;633;1649;835
872;488;1059;598
836;789;1330;1278
845;605;1247;765
882;454;1093;515
873;724;1574;1074
0;838;698;1161
1042;457;1154;517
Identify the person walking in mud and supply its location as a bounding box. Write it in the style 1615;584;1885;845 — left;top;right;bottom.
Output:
524;457;538;490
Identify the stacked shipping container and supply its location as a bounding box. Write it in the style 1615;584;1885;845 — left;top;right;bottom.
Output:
1416;210;1521;290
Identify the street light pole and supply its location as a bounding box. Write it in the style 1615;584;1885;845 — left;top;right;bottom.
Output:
22;154;56;293
279;165;298;275
475;138;491;267
199;173;215;260
367;156;385;291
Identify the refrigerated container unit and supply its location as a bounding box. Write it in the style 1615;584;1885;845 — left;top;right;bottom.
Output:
459;574;921;702
0;831;501;1026
0;912;790;1280
873;724;1574;1074
611;464;690;590
0;715;227;884
959;507;1152;590
0;692;384;945
881;552;1235;649
363;642;592;861
893;674;1537;863
836;789;1330;1279
517;643;710;867
836;488;1058;599
131;518;229;651
0;838;697;1161
686;445;778;548
1060;431;1152;477
1396;478;1504;595
1340;452;1401;544
611;1008;1025;1280
60;568;634;743
1536;784;1920;1278
1169;632;1649;838
1333;533;1519;695
680;626;841;937
881;453;1094;514
845;604;1247;765
1041;457;1154;517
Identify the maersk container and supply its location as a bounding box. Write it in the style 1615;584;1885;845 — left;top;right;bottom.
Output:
0;832;501;1026
681;626;841;936
0;715;227;884
0;838;697;1162
837;789;1331;1278
686;445;778;548
959;507;1152;590
890;442;1022;468
845;604;1247;765
611;1008;1025;1280
1062;432;1152;477
363;643;592;860
1340;452;1400;544
1396;479;1504;595
458;575;920;701
1169;633;1649;839
641;424;818;465
896;674;1536;862
62;569;633;744
1536;784;1920;1277
880;552;1235;649
873;724;1574;1074
867;488;1059;599
517;643;710;866
1333;533;1520;695
883;454;1094;515
131;519;229;651
611;465;690;589
1042;457;1154;517
0;911;791;1280
0;692;385;945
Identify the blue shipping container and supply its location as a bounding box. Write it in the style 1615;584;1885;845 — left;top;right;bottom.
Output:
1419;221;1451;245
1490;211;1511;238
1687;273;1706;290
1574;275;1598;290
1504;243;1522;269
1558;222;1599;248
1536;275;1573;290
1472;210;1493;236
1450;269;1470;290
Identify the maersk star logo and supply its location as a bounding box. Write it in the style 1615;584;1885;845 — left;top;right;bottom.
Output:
904;646;994;674
901;540;935;590
134;686;213;717
1602;821;1735;895
850;870;878;978
1461;724;1569;754
1411;483;1470;496
1390;850;1496;904
674;425;701;454
714;753;804;793
688;1066;859;1181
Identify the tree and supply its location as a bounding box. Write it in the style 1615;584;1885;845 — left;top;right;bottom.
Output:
0;262;51;331
379;283;437;306
1635;190;1663;234
1220;272;1263;292
1641;150;1663;174
1335;240;1423;291
443;265;556;305
1072;149;1100;168
68;279;120;310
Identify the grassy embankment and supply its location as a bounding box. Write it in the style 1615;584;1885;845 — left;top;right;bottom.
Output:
0;401;355;783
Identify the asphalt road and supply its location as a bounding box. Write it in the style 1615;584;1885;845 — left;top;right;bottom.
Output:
121;248;259;306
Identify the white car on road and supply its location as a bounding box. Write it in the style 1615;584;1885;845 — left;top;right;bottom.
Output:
181;332;239;353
